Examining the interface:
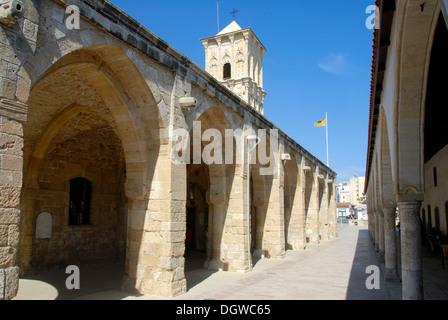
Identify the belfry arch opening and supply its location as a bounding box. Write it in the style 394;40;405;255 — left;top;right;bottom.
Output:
223;63;232;80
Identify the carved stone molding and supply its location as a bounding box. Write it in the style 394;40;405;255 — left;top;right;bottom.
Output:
0;98;27;122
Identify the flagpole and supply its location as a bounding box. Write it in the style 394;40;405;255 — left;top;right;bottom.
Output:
217;0;220;33
326;112;329;167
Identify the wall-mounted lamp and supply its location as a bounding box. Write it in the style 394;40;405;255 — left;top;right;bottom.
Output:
281;153;291;161
179;97;197;109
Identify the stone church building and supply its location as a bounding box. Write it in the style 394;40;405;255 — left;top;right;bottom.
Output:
0;0;337;299
365;0;448;300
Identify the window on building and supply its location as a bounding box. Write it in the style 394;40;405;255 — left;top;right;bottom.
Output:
445;202;448;234
435;207;441;231
69;177;92;225
422;208;426;230
428;205;432;229
434;167;438;187
223;63;231;80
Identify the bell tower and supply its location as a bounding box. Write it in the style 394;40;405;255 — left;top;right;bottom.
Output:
201;21;267;114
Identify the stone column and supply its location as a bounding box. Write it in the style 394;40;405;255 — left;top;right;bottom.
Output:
398;200;423;300
223;163;249;272
305;166;320;244
374;210;380;252
383;206;399;282
122;150;187;297
318;175;329;242
367;209;376;243
0;112;24;300
378;209;385;263
207;192;228;271
0;0;40;300
263;172;285;259
252;199;267;259
286;181;305;250
327;179;338;239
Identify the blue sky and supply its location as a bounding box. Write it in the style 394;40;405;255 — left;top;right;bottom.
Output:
109;0;376;183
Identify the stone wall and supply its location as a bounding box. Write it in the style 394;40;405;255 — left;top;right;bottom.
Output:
0;0;40;300
423;145;448;235
29;124;126;272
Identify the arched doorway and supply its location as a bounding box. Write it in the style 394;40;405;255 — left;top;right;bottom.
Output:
185;164;210;272
184;105;234;277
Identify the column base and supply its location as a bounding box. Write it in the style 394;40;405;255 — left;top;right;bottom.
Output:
0;267;19;300
385;269;401;283
402;270;423;300
206;258;228;271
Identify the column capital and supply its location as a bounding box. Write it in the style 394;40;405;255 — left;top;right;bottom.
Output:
396;194;424;203
397;200;423;209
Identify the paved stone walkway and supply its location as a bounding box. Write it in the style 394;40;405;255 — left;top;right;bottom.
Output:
13;225;448;300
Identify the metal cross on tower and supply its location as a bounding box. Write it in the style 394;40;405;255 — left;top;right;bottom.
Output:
230;8;238;21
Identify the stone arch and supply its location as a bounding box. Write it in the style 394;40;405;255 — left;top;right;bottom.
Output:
421;11;448;238
380;107;395;207
185;105;238;272
25;46;162;198
19;46;162;277
394;1;441;195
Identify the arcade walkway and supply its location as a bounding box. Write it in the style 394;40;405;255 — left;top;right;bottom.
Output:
13;225;448;300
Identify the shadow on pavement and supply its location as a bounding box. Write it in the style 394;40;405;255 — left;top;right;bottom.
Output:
345;229;392;300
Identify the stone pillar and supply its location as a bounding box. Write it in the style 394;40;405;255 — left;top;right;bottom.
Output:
327;180;338;239
0;0;40;300
374;210;380;252
383;206;399;282
286;181;305;250
0;109;26;300
378;209;385;263
206;192;228;271
318;175;329;242
121;150;187;297
305;166;320;244
367;209;376;243
220;163;250;273
263;171;285;259
252;199;267;259
398;200;423;300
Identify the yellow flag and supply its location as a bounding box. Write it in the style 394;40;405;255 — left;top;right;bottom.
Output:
314;117;327;127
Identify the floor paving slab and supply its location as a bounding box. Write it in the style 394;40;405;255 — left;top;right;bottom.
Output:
12;224;448;300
